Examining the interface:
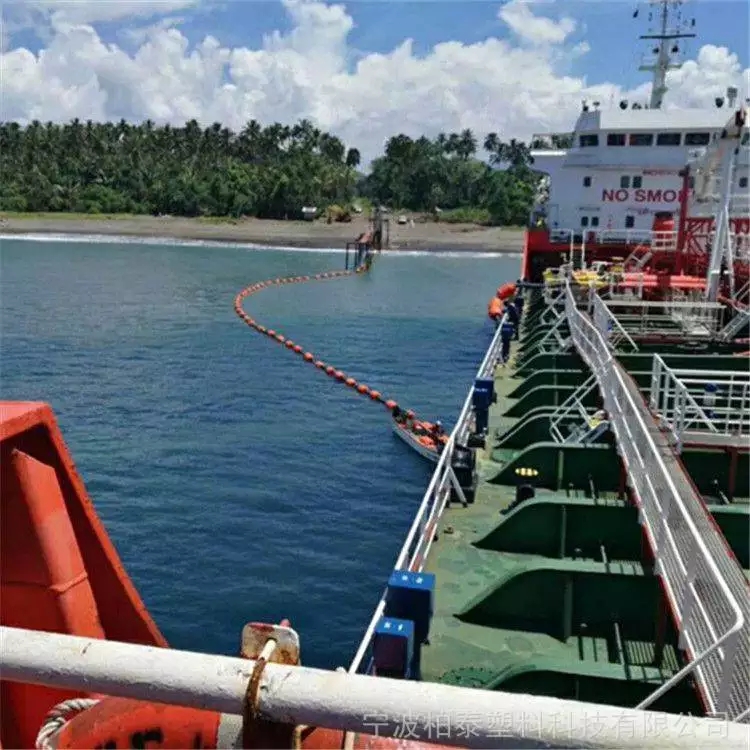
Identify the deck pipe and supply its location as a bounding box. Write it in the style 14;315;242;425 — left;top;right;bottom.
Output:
3;626;749;750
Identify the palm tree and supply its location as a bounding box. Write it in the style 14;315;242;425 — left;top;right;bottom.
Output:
345;148;361;169
456;128;476;159
484;132;500;156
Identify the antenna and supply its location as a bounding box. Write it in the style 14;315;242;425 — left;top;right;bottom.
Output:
637;1;696;109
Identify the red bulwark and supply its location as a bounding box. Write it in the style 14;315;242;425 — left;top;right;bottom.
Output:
0;402;167;749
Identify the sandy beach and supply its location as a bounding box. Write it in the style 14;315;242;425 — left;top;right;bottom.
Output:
0;214;524;253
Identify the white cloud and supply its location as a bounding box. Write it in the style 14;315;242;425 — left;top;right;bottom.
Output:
15;0;201;26
498;0;576;46
120;16;188;47
0;0;747;165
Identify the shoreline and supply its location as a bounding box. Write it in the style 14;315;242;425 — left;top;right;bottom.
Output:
0;214;525;254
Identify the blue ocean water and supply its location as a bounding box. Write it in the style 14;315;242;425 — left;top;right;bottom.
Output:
0;236;518;668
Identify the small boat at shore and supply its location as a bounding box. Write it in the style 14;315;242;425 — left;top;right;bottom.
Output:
391;416;447;463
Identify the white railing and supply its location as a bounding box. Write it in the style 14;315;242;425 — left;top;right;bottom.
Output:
718;308;750;340
593;228;657;246
548;374;598;443
592;295;639;351
548;228;680;249
602;299;724;338
733;278;750;305
5;627;748;750
624;243;653;271
667;299;725;336
564;283;749;721
348;320;506;675
650;356;750;448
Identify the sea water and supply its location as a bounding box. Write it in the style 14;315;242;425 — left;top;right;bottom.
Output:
0;235;519;667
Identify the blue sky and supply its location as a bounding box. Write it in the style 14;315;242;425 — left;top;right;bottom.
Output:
8;1;747;93
2;1;747;162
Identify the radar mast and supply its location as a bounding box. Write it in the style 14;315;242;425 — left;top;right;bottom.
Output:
636;0;696;109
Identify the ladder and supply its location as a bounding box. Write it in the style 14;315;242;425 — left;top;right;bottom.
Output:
549;375;609;444
718;308;750;341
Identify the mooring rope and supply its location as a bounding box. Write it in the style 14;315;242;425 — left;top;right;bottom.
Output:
233;259;417;419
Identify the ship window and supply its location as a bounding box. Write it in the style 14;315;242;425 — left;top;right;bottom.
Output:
685;132;710;146
581;216;589;227
633;176;643;188
739;177;748;188
579;134;599;148
620;176;631;189
625;216;635;229
629;133;654;146
607;133;626;146
583;176;592;187
591;216;599;227
656;132;681;146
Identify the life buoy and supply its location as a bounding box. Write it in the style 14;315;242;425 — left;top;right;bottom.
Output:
47;697;228;749
47;698;447;750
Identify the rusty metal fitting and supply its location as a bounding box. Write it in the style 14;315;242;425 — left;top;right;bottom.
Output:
240;621;302;749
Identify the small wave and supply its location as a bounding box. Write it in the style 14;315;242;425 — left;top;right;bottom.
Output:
0;232;342;254
0;232;520;259
383;250;513;259
0;232;514;259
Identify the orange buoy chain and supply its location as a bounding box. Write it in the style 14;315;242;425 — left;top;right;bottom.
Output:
233;262;413;418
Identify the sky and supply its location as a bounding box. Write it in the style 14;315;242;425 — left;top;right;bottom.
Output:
1;0;748;163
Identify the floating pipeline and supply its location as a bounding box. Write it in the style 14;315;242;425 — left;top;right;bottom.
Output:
233;260;416;420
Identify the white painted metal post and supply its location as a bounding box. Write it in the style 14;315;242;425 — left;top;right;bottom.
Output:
2;627;749;749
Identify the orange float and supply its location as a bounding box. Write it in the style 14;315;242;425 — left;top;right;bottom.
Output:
497;282;516;300
488;297;504;321
233;258;426;421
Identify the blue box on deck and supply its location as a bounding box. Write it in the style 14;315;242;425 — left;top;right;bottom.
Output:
373;617;414;678
473;377;494;412
385;570;435;645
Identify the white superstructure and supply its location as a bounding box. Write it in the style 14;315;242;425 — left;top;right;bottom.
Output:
529;0;749;235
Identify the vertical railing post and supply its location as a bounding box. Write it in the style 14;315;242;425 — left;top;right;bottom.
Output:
650;356;660;414
718;630;741;713
678;537;700;649
654;480;671;567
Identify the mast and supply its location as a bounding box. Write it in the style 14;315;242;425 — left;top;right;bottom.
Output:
637;0;696;109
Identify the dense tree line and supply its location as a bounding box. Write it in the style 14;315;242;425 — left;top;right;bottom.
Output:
0;118;360;218
361;130;538;225
0;119;542;225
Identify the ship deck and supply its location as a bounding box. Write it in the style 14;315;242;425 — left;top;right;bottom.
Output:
418;291;750;718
